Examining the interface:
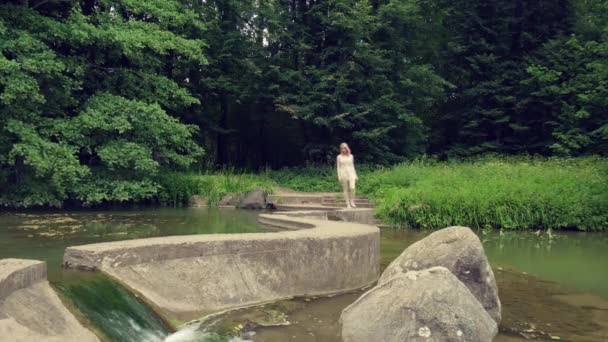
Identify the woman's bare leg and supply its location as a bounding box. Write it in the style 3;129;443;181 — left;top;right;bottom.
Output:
349;180;357;208
342;180;352;208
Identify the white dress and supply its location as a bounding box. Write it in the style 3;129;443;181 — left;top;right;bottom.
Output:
337;154;358;186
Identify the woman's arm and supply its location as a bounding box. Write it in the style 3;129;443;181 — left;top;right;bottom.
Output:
352;155;358;180
337;155;341;179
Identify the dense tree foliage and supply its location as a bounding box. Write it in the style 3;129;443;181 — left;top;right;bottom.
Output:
0;1;205;206
423;0;607;157
1;0;606;206
425;0;574;155
190;0;446;166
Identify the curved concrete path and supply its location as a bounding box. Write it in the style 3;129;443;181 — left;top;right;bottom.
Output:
64;211;380;323
0;259;98;342
267;190;374;211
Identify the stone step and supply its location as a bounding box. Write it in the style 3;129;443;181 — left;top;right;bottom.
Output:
321;200;372;206
322;204;373;208
323;196;369;201
273;204;342;211
272;203;374;211
322;199;371;204
267;193;374;210
321;203;374;209
267;194;331;205
322;196;368;200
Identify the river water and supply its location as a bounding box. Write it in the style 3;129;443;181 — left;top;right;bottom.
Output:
0;208;265;341
249;229;608;342
0;208;607;341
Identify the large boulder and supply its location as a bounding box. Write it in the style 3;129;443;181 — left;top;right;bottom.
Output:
340;267;498;342
237;188;268;210
379;226;501;323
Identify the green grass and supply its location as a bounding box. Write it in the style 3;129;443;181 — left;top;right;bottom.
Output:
158;157;607;231
265;166;343;192
157;171;275;206
157;166;353;206
360;156;608;231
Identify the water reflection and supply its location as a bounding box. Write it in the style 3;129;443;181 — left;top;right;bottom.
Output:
379;228;608;299
481;229;608;298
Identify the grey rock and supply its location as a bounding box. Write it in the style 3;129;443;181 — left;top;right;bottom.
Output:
219;193;241;207
188;195;208;208
340;267;498;342
379;226;501;323
238;188;268;210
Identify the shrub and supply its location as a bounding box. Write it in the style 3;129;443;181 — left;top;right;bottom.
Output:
157;172;274;206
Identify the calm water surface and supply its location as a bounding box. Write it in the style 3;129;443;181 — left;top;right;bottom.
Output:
381;229;608;298
248;228;608;342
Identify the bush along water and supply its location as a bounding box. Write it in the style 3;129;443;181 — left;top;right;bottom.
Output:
157;172;274;207
359;156;608;231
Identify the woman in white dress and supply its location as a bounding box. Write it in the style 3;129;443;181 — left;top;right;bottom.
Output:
336;142;358;209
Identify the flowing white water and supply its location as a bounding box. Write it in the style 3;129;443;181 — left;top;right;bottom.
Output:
164;320;254;342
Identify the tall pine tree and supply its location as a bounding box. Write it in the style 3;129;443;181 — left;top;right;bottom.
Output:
426;0;573;156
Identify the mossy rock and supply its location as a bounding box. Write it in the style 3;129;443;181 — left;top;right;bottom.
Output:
203;299;306;337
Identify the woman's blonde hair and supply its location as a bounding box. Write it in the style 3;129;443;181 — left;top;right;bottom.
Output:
339;142;351;155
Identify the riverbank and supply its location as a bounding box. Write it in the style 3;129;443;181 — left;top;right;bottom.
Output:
159;156;607;231
362;156;607;231
3;156;606;231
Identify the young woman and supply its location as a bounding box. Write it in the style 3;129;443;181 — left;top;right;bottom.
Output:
337;142;358;208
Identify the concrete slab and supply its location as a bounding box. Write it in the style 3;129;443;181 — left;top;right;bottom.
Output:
0;259;46;300
0;259;99;342
272;203;342;211
64;214;380;323
264;208;379;226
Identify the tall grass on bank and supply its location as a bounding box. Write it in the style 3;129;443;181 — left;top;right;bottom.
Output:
360;157;607;231
157;157;607;231
158;172;274;206
158;165;371;206
267;167;342;192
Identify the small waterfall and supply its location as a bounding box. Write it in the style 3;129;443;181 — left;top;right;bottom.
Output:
164;320;254;342
57;272;252;342
57;273;169;342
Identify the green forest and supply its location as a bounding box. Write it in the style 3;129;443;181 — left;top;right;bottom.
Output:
1;0;607;218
